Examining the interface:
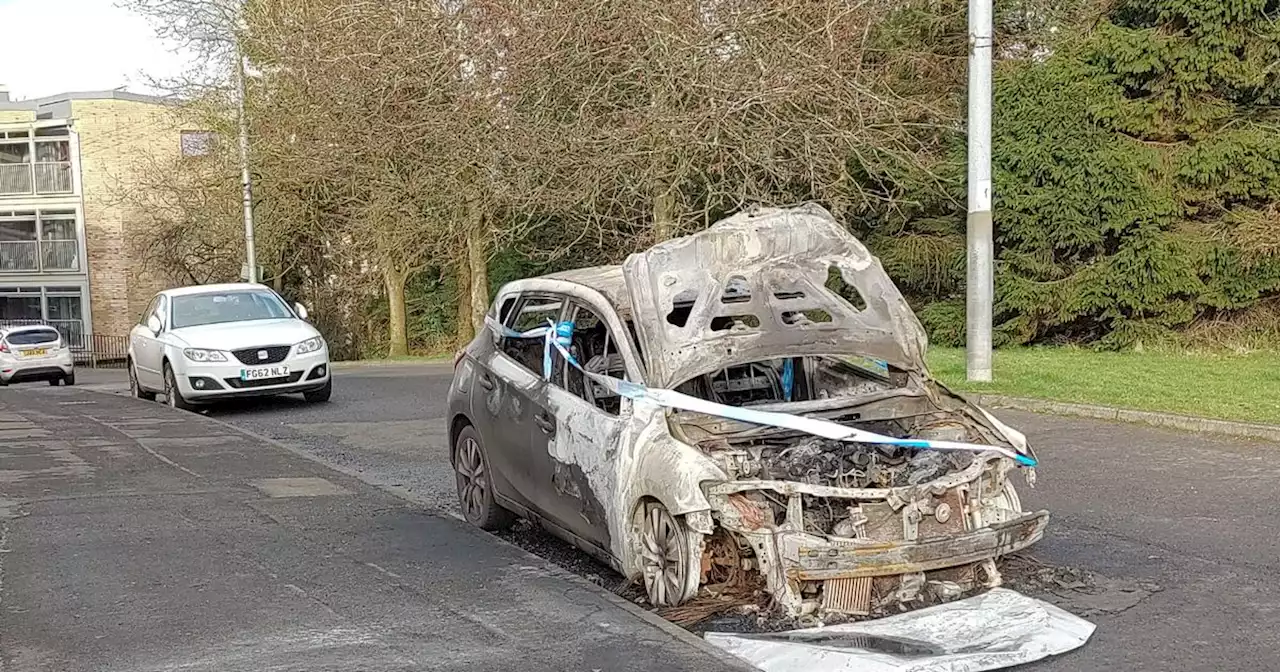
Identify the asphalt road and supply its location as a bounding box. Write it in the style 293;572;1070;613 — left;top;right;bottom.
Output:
71;364;1280;670
0;378;749;672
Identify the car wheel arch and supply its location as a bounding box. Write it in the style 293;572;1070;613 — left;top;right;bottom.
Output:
625;495;705;606
449;414;473;466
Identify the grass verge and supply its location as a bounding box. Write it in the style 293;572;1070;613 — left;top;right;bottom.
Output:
332;354;451;368
927;347;1280;425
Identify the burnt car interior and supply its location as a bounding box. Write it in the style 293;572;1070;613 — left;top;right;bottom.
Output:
559;304;627;415
673;356;909;407
500;295;562;373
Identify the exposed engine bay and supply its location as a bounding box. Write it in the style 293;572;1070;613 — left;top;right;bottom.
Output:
746;438;973;491
668;356;1046;619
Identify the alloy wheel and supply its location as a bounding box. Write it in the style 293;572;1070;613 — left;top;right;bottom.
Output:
165;370;177;407
639;503;687;607
455;437;488;523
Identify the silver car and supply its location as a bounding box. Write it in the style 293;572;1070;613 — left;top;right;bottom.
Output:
448;204;1045;619
0;325;75;386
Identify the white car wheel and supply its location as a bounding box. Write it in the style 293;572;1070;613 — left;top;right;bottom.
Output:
129;361;156;401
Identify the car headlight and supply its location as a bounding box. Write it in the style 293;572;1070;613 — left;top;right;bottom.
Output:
295;337;324;355
183;348;228;362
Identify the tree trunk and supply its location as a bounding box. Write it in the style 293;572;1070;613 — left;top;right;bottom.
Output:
455;260;474;347
466;204;490;335
384;266;409;357
652;187;677;242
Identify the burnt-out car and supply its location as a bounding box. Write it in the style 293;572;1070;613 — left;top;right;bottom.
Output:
448;203;1047;618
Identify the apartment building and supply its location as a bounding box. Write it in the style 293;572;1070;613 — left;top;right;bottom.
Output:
0;87;193;341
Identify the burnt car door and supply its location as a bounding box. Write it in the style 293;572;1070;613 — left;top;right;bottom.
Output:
481;292;566;517
541;298;637;552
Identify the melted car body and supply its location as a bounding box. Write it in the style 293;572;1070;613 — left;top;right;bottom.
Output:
447;203;1046;618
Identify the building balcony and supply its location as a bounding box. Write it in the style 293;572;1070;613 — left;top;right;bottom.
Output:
0;162;74;196
0;240;80;273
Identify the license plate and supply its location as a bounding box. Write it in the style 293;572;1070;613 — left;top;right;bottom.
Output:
240;365;290;381
21;348;48;357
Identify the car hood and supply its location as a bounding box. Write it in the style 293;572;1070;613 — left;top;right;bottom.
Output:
621;203;927;389
169;319;320;351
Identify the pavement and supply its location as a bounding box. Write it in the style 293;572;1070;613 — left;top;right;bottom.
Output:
0;381;749;672
26;363;1280;671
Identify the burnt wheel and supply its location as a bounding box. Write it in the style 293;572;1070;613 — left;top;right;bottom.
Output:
637;501;700;608
454;425;513;531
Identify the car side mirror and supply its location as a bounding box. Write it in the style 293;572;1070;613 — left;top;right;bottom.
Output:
146;315;162;334
295;303;309;320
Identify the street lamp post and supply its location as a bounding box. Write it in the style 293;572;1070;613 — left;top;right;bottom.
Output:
234;36;258;284
966;0;994;382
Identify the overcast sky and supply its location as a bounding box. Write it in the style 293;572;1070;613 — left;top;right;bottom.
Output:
0;0;192;100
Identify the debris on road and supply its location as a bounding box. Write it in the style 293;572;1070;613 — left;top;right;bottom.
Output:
1003;554;1162;617
703;588;1095;672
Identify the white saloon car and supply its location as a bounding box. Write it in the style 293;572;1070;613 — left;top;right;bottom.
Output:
128;283;331;409
0;325;75;386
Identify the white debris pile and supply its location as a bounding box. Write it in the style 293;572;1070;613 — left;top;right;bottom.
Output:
704;588;1094;672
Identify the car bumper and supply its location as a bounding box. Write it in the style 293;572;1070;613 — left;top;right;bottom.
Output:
0;351;74;383
175;349;330;401
789;511;1048;580
702;457;1044;617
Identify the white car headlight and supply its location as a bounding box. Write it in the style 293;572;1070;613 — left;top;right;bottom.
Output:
295;337;324;355
183;348;228;362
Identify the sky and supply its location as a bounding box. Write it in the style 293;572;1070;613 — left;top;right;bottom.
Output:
0;0;193;100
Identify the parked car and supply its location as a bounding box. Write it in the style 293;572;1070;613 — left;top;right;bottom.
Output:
0;324;75;386
127;283;331;410
447;204;1046;618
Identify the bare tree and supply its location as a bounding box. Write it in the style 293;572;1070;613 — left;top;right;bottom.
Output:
508;0;956;246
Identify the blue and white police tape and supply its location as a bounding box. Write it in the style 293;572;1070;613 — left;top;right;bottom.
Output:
483;315;1037;468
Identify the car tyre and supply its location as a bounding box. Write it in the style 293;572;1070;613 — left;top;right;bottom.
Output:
129;360;156;401
163;363;196;412
636;500;701;608
454;425;514;531
303;378;332;403
64;372;75;386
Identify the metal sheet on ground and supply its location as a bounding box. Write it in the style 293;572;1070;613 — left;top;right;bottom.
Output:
703;588;1094;672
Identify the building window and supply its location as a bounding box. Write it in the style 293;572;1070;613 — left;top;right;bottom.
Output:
0;128;72;195
0;217;38;271
39;211;79;271
33;139;72;193
0;286;42;321
0;285;84;340
34;126;70;137
0;209;81;273
0;139;33;195
180;130;216;157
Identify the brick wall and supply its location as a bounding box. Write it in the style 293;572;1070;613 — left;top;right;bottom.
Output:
0;110;35;123
72;99;185;337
